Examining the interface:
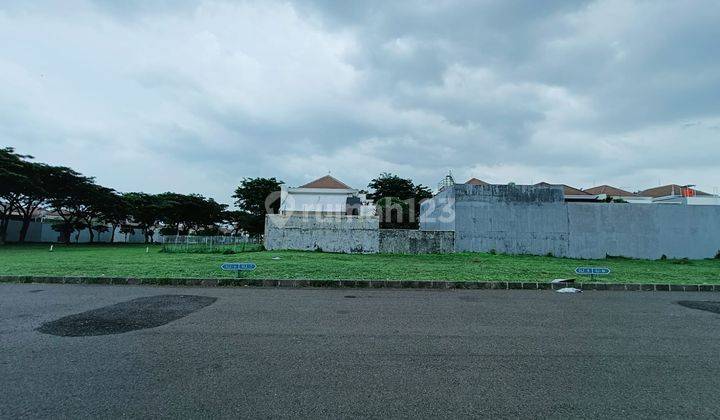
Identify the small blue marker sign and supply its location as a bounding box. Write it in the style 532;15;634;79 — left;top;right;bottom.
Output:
575;267;610;281
221;262;257;271
221;262;256;277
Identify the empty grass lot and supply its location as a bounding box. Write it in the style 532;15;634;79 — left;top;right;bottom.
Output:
1;244;719;284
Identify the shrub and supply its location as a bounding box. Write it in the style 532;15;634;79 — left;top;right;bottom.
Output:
222;249;236;255
660;254;668;261
489;249;497;255
715;250;720;260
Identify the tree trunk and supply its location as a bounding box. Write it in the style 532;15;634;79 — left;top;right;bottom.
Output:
18;216;31;243
87;227;94;243
0;217;7;245
17;201;42;243
110;224;117;243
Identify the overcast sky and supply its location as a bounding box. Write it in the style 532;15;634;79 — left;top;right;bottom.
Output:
2;0;719;204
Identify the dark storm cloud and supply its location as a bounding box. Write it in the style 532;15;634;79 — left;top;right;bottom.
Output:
1;0;719;202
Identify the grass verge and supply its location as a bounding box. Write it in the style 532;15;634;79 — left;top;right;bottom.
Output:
1;244;719;284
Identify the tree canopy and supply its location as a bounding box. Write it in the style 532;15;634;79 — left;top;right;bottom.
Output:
232;177;283;236
368;173;433;229
1;147;234;244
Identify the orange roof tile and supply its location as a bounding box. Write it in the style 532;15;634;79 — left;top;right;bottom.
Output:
299;175;353;189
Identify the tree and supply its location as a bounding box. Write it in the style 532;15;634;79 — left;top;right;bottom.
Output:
124;192;165;243
120;224;136;242
0;147;31;244
232;177;283;237
367;173;433;229
14;162;53;243
97;193;130;243
77;185;118;243
196;197;227;234
51;221;75;244
45;167;97;244
92;224;109;241
154;193;227;236
223;210;256;235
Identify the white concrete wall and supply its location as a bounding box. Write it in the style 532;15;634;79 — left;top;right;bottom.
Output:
265;214;380;253
425;184;720;259
378;230;454;254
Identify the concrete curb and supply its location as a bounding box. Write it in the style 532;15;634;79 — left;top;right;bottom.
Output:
0;276;718;292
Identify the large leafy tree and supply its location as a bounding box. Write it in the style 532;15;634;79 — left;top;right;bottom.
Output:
368;173;433;229
0;148;30;244
14;162;54;243
78;185;118;243
45;168;98;244
223;210;255;236
124;192;166;243
232;177;283;237
156;192;227;235
97;192;131;243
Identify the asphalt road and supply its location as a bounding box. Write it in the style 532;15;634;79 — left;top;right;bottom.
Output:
2;284;720;419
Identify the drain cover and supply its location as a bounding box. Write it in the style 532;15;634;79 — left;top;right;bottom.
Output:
37;295;217;337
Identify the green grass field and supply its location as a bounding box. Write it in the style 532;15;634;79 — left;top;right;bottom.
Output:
1;244;719;284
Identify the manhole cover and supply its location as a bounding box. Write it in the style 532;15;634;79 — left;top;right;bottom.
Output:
37;295;217;337
677;301;720;315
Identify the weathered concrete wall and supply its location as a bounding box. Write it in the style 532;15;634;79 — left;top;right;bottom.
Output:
379;229;454;254
445;184;720;259
566;204;720;259
419;187;456;232
265;215;380;253
452;184;570;255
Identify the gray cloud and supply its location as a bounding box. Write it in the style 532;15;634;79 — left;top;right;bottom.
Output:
1;0;719;203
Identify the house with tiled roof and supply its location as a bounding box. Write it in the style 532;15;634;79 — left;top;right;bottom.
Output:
639;184;719;206
465;178;489;186
279;175;375;216
534;182;599;202
584;185;653;204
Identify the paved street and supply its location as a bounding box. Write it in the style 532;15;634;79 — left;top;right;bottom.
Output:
1;284;720;419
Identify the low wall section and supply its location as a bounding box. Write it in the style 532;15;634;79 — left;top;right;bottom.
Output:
379;229;454;254
265;215;380;253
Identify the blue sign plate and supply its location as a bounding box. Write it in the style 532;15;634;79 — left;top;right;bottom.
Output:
221;262;257;271
575;267;611;275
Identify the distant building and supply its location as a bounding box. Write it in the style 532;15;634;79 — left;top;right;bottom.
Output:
534;182;599;202
639;184;720;205
584;185;653;204
465;178;489;186
279;175;375;216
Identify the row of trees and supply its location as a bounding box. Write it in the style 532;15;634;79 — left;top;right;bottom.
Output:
1;147;432;245
0;148;281;244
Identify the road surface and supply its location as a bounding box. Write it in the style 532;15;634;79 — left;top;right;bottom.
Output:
1;284;719;418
